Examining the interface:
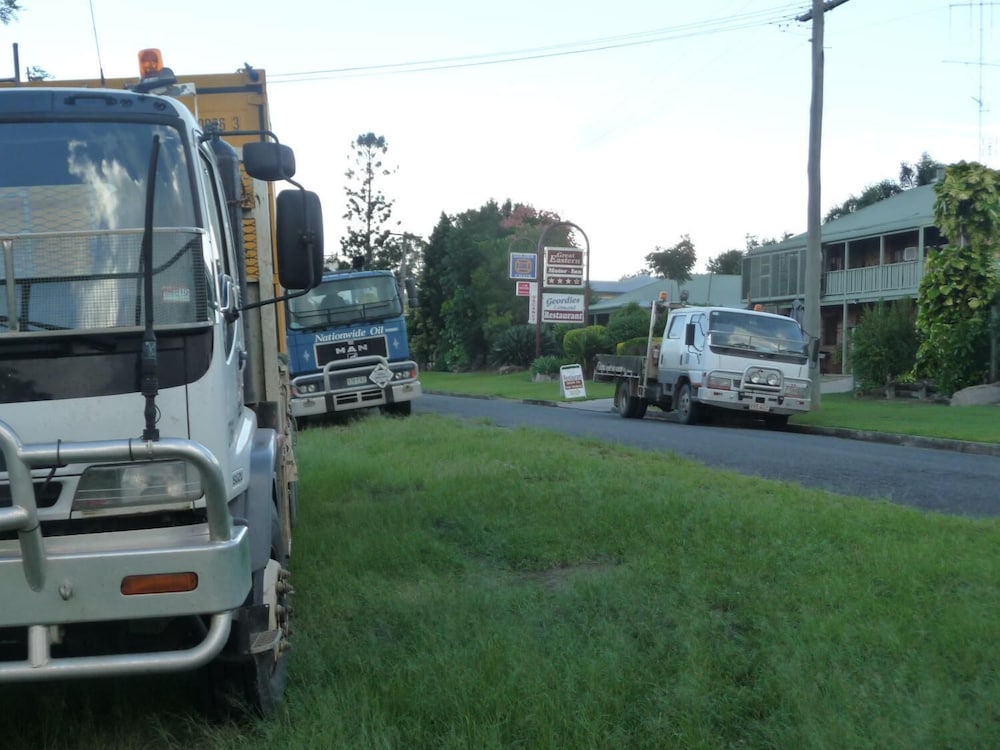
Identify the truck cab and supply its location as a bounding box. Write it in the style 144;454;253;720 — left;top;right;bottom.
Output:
286;267;421;419
658;306;813;426
0;60;322;715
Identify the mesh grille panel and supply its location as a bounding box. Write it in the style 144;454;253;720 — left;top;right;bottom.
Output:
0;229;208;331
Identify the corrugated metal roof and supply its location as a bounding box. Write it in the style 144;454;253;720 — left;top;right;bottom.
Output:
589;275;658;294
750;183;938;254
589;274;742;311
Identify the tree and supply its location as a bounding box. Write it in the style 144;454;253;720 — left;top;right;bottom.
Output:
340;132;398;269
1;0;19;24
824;152;940;222
412;200;568;370
899;152;940;189
26;65;51;81
706;249;744;275
914;161;1000;394
645;235;696;283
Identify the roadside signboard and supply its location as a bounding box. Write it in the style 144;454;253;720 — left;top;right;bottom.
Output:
560;364;587;399
509;252;537;280
543;246;585;289
516;281;532;296
541;292;585;323
528;283;539;324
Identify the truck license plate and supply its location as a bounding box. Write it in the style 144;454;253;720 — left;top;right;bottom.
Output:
749;401;769;412
347;376;367;386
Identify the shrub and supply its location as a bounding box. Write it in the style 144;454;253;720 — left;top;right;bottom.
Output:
561;325;610;376
617;336;659;356
489;324;557;368
530;355;563;377
606;303;653;350
851;300;919;392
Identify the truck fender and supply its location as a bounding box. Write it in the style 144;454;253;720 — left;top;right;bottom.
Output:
228;427;280;574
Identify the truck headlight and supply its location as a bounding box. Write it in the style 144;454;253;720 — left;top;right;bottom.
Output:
747;368;781;386
784;380;810;398
706;373;733;390
294;381;319;396
73;460;202;512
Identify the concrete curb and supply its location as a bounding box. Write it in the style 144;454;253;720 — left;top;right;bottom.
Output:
784;424;1000;457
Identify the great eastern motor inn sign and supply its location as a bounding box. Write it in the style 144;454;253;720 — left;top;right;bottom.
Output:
543;246;584;288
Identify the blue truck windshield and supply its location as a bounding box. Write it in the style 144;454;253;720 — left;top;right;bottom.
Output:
0;121;207;332
288;275;402;330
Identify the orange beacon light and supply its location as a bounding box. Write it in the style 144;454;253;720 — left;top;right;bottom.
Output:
138;48;163;78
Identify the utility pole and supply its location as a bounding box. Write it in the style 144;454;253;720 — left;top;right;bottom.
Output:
797;0;851;409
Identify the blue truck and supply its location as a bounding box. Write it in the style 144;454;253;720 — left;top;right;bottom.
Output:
286;268;421;418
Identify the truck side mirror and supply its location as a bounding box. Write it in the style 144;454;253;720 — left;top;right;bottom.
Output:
404;278;419;309
810;339;820;364
276;189;324;290
243;141;296;181
684;323;695;347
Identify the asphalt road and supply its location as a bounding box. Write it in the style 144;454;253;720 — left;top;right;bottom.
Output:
414;393;1000;518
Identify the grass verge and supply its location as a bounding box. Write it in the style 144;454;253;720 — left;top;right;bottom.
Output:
3;414;995;748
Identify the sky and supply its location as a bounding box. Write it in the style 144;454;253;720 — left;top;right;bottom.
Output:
2;0;998;281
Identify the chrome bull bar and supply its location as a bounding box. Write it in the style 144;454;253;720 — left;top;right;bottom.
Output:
0;419;232;592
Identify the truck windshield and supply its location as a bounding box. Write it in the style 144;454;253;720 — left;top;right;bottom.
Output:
0;120;206;333
287;275;402;330
707;309;808;358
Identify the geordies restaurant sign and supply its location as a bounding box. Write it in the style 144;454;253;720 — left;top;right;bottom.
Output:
541;293;585;323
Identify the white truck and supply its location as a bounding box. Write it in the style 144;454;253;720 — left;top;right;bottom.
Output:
594;298;815;428
0;53;323;715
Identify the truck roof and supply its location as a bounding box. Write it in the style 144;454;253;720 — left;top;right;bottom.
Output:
0;86;191;120
672;305;796;321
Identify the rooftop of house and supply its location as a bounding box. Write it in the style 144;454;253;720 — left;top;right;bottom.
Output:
589;274;742;312
750;183;939;254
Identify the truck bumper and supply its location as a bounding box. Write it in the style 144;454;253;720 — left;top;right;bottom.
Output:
698;388;811;416
292;379;421;416
0;524;249;681
291;354;421;417
0;425;249;681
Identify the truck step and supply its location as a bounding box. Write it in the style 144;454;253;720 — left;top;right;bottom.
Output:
248;628;282;655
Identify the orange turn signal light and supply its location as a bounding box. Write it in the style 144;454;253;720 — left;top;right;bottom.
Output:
121;571;198;595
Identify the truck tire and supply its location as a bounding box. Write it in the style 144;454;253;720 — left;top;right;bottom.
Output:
246;504;290;716
676;382;700;426
200;504;290;718
765;414;789;429
384;401;412;417
615;380;647;419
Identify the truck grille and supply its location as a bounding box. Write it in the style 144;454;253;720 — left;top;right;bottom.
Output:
316;335;388;366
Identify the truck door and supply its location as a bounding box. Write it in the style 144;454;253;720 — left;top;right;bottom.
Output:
657;311;688;386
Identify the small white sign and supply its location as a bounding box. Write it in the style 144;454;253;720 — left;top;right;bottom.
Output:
560;363;587;399
369;362;394;389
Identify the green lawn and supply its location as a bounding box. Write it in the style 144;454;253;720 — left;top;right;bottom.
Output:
0;391;996;748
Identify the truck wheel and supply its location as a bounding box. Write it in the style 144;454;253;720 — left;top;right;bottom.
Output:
615;381;645;419
676;382;700;426
384;401;412;417
765;414;789;429
200;505;290;718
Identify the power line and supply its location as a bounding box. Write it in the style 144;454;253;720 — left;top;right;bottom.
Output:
268;3;806;84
